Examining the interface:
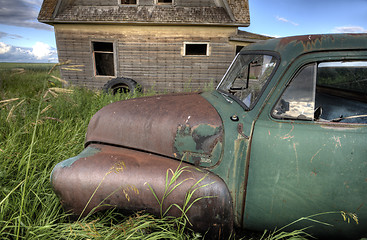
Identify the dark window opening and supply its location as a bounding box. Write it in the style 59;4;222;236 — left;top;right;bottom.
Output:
93;42;113;52
157;0;172;4
120;0;137;4
236;46;244;55
185;43;208;56
93;42;115;76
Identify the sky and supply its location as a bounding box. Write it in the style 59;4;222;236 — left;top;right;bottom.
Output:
0;0;366;63
246;0;367;38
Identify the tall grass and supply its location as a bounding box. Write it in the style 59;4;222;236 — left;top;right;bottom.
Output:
145;162;215;236
0;63;200;239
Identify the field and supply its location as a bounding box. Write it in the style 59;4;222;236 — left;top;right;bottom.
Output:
0;63;315;240
0;63;204;240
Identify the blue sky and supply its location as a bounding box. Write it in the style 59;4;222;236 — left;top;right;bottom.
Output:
246;0;367;37
0;0;366;63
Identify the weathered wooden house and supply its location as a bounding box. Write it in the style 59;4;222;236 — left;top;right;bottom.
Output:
38;0;269;93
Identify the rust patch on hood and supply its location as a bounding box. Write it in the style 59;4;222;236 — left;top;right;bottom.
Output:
86;93;223;163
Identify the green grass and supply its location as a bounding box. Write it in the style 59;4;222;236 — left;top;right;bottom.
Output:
0;63;202;239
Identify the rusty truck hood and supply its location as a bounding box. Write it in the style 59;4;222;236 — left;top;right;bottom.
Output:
86;93;223;167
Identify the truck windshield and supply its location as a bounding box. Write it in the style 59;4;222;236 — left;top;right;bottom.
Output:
217;54;278;109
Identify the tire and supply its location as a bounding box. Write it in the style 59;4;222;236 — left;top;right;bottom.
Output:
102;77;141;95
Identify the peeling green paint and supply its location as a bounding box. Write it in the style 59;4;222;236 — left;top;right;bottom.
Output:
201;91;251;224
193;124;221;138
54;146;101;169
51;146;101;185
174;124;223;167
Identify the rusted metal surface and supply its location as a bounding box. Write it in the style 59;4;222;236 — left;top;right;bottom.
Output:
245;34;367;69
237;123;249;139
86;92;224;167
277;34;328;47
51;143;233;238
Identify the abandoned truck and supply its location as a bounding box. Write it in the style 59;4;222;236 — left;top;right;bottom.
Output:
51;34;367;239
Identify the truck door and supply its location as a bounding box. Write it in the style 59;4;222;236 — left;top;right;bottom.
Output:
211;52;280;225
244;54;367;238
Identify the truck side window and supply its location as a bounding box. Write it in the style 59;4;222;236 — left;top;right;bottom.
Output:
273;61;367;123
316;61;367;123
273;63;316;120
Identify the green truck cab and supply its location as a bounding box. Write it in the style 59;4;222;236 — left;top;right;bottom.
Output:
51;34;367;239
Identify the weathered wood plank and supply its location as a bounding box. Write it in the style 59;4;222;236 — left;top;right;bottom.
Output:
54;24;238;92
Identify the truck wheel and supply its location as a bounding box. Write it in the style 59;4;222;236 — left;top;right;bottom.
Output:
102;77;141;95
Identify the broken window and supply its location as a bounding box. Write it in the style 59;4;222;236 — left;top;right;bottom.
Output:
273;61;367;124
92;42;115;76
217;54;278;109
156;0;173;4
184;43;209;56
120;0;137;4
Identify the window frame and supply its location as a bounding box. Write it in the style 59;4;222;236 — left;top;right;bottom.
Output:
271;59;367;124
155;0;173;5
272;63;317;121
183;42;210;57
216;51;280;111
91;41;116;77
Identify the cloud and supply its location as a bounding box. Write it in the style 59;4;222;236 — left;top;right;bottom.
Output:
32;42;54;60
0;32;8;39
0;0;52;30
276;16;299;26
333;26;367;33
0;42;11;54
0;31;23;40
0;41;58;63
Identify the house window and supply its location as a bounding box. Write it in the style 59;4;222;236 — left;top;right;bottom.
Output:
236;46;245;55
156;0;173;5
120;0;137;4
184;43;209;56
92;42;115;76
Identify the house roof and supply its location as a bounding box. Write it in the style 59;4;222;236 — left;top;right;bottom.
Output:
230;30;272;43
38;0;59;20
38;0;250;27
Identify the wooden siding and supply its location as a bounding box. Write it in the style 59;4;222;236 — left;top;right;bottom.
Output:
55;24;242;92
